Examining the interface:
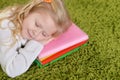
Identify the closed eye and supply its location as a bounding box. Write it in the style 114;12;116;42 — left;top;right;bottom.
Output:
42;31;49;37
35;19;42;28
35;22;40;27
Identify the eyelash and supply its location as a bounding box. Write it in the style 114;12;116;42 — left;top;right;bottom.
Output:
35;22;39;27
42;31;48;37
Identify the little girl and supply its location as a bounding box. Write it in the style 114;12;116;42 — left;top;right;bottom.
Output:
0;0;72;78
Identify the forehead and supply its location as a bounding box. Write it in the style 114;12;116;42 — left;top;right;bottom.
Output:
34;12;57;35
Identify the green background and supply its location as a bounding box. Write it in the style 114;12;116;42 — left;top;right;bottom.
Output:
0;0;120;80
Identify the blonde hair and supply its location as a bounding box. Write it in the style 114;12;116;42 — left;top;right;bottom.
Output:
0;0;72;44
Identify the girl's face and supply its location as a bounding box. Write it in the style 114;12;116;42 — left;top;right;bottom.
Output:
21;11;57;42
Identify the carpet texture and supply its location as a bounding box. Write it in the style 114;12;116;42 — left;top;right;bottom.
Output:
0;0;120;80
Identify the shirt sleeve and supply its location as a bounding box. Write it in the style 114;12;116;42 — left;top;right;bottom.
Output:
0;40;43;78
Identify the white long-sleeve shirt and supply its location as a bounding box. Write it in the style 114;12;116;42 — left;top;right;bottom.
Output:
0;10;43;78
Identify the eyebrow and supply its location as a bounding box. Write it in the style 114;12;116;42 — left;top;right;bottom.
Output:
35;20;50;36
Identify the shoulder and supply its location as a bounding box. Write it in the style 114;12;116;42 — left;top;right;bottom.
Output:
0;6;17;19
0;19;14;29
0;19;14;42
0;7;17;28
0;10;11;19
0;19;12;38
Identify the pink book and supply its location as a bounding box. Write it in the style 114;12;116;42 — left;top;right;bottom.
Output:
37;23;88;65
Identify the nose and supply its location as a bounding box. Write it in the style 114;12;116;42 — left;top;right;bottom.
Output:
33;29;41;37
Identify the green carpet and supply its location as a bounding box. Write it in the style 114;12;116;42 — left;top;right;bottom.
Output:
0;0;120;80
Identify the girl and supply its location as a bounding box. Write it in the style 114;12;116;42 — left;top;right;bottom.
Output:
0;0;72;78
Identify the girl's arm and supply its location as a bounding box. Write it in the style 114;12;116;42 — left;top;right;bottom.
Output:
0;39;43;78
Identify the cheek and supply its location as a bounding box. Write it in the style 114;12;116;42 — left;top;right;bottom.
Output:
22;18;31;29
34;34;48;41
21;24;26;35
21;22;29;38
21;29;27;38
22;22;28;29
34;34;44;41
20;31;25;39
22;20;31;33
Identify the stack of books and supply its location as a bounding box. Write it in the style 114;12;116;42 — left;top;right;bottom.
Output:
34;23;89;67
